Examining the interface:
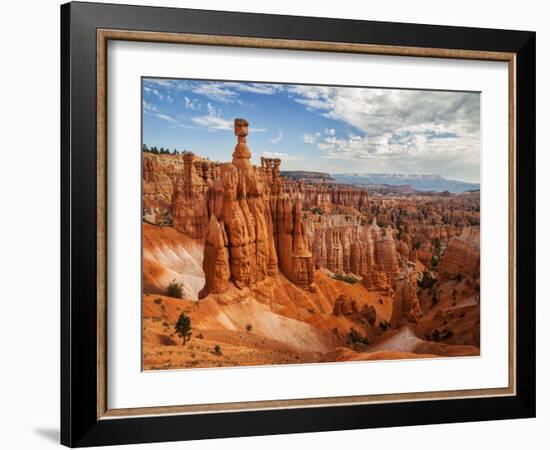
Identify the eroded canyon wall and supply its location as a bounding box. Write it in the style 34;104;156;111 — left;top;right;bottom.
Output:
142;118;479;336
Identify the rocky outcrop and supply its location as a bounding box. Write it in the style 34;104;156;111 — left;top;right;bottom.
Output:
198;119;313;296
415;245;433;268
310;216;377;277
296;183;369;210
142;154;175;226
391;275;421;327
375;227;399;275
438;227;480;281
201;121;272;293
172;153;210;239
199;215;230;297
273;195;314;289
332;295;377;327
333;295;358;317
362;270;390;291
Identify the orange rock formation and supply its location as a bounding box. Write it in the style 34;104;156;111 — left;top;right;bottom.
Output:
141;117;481;369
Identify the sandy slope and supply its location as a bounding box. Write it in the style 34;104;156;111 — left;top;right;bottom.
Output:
142;271;477;370
142;223;205;299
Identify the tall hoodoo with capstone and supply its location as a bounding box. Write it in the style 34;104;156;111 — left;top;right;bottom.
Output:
198;118;315;297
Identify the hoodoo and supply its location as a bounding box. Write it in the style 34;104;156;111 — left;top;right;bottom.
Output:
197;119;315;296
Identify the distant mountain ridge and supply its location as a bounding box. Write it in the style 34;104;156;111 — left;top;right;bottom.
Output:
331;173;480;193
281;171;334;181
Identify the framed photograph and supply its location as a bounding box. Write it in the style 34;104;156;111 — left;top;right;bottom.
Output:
61;1;535;447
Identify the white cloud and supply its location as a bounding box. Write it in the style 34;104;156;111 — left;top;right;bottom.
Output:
315;130;479;182
231;83;284;95
184;96;200;110
269;130;283;144
289;85;479;139
191;103;266;132
155;113;178;124
191;116;267;132
192;116;233;130
192;83;238;102
303;132;321;144
142;100;157;112
144;79;180;89
261;151;302;161
143;85;171;102
192;103;233;130
146;80;285;107
288;85;480;182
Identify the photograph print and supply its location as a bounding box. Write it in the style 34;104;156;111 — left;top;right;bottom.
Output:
141;78;481;370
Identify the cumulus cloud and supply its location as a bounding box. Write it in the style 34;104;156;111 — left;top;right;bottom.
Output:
192;83;239;103
291;86;480;181
303;132;321;144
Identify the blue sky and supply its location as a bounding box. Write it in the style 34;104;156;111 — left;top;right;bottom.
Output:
142;78;480;183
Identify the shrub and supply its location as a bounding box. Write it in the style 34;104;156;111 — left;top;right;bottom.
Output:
245;324;252;332
434;238;442;258
440;329;454;340
418;271;436;289
347;328;370;346
431;291;439;306
379;320;390;332
153;298;163;305
167;280;184;298
331;274;358;284
213;345;222;356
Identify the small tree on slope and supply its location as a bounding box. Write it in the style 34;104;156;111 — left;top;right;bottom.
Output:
175;312;192;345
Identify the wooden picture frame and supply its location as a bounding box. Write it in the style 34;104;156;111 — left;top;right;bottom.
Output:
61;1;535;447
